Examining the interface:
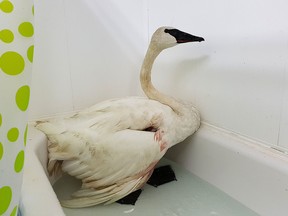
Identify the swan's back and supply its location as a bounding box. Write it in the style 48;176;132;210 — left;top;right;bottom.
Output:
37;96;174;136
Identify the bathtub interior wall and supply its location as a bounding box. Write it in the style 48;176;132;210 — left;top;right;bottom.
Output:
30;0;288;148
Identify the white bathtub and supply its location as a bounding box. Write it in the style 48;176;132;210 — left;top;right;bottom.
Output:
20;126;65;216
20;123;288;216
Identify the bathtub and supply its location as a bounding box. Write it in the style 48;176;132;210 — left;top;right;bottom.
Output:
20;123;288;216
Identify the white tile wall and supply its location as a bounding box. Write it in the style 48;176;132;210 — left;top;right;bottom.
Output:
147;0;288;147
29;0;288;148
63;0;147;110
30;0;73;117
279;74;288;149
30;0;147;117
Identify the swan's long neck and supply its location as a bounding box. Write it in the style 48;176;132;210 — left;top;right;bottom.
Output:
140;43;184;114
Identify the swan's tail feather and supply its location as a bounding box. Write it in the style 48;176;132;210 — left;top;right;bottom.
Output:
61;171;152;208
46;139;76;175
36;121;84;175
61;179;140;208
35;121;66;136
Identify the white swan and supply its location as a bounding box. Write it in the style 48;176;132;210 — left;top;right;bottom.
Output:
35;26;204;208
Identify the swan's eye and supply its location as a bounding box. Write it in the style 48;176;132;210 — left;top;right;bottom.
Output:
164;28;179;37
164;28;174;34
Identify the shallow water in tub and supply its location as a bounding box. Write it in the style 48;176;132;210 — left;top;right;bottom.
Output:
53;159;258;216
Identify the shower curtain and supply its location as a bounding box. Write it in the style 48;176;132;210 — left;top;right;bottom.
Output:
0;0;34;215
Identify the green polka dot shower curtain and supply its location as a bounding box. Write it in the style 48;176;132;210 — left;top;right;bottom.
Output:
0;0;34;215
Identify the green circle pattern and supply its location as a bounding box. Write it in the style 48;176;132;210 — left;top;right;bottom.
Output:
10;206;18;216
0;51;25;75
24;124;28;146
27;45;34;63
1;2;34;215
0;0;14;13
18;22;34;37
7;127;19;142
0;29;14;43
0;186;12;215
14;150;24;173
15;85;30;111
0;142;3;160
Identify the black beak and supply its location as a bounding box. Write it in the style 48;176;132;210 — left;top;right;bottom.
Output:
165;28;204;43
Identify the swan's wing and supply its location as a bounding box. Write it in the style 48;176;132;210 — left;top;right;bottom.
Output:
36;98;171;174
48;128;165;207
36;97;171;134
35;97;174;207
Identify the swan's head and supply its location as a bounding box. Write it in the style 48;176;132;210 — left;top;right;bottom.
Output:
151;26;204;50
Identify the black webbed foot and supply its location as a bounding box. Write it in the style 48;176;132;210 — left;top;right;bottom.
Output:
116;189;142;205
147;165;177;187
116;165;177;205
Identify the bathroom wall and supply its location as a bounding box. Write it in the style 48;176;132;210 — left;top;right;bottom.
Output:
30;0;147;115
30;0;288;149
